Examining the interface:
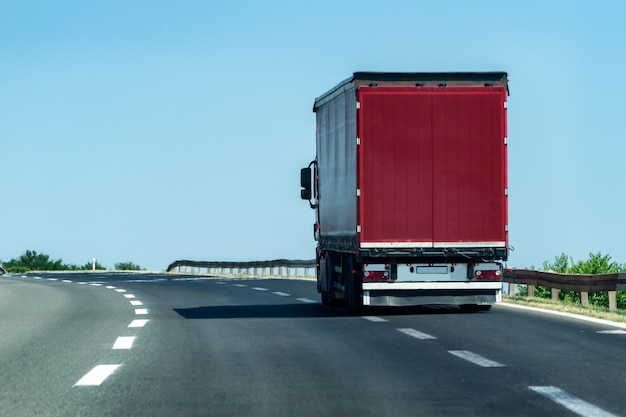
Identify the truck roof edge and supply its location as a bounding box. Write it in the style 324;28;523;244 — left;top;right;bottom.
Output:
313;71;509;111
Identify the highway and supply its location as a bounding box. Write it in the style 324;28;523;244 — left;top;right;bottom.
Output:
1;272;625;417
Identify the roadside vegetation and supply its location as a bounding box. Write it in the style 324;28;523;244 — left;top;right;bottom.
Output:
0;250;143;273
114;261;144;271
503;294;626;323
506;252;626;316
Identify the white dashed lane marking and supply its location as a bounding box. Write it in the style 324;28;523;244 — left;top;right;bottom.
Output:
273;292;290;297
113;336;135;350
18;275;146;388
597;330;626;335
530;386;618;417
128;319;149;328
448;350;505;367
252;287;268;291
296;297;317;304
398;328;436;340
74;364;121;386
232;284;247;288
363;316;388;322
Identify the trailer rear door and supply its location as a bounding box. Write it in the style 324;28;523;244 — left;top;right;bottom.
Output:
358;86;507;248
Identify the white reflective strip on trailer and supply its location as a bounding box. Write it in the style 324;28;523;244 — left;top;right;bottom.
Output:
360;241;506;249
433;241;506;248
360;242;433;248
362;282;502;290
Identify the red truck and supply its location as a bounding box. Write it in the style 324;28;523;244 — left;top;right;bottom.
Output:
300;72;509;310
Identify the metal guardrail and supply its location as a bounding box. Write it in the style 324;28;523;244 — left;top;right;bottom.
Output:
166;259;316;279
504;269;626;292
504;269;626;310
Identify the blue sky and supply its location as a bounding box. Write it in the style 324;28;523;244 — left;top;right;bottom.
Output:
1;1;625;271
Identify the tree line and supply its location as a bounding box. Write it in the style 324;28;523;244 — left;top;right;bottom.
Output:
0;250;144;273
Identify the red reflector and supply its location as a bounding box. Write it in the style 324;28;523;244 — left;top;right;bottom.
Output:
475;270;502;280
363;271;390;281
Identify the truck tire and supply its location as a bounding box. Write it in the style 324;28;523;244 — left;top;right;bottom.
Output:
324;252;343;307
321;291;329;305
344;256;362;312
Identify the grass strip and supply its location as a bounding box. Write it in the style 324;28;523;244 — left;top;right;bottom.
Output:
503;295;626;323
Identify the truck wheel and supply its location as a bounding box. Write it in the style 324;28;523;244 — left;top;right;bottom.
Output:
321;291;329;305
344;256;362;312
345;284;361;312
324;253;343;307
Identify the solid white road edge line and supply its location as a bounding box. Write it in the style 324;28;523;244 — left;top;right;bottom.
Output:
128;319;149;328
74;364;121;386
448;350;505;367
597;330;626;334
529;386;618;417
499;302;626;330
397;328;436;340
113;336;135;350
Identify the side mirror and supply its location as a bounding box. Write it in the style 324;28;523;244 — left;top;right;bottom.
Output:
300;167;312;200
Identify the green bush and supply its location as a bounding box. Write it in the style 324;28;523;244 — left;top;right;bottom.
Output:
2;250;108;272
2;250;64;272
5;265;31;274
114;261;143;271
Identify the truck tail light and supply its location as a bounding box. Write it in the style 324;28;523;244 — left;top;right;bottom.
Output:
363;271;390;281
363;264;390;281
475;269;502;280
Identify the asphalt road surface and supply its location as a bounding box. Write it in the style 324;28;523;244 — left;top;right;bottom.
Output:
1;272;625;417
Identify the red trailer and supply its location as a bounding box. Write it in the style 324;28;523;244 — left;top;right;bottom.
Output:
300;72;509;310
